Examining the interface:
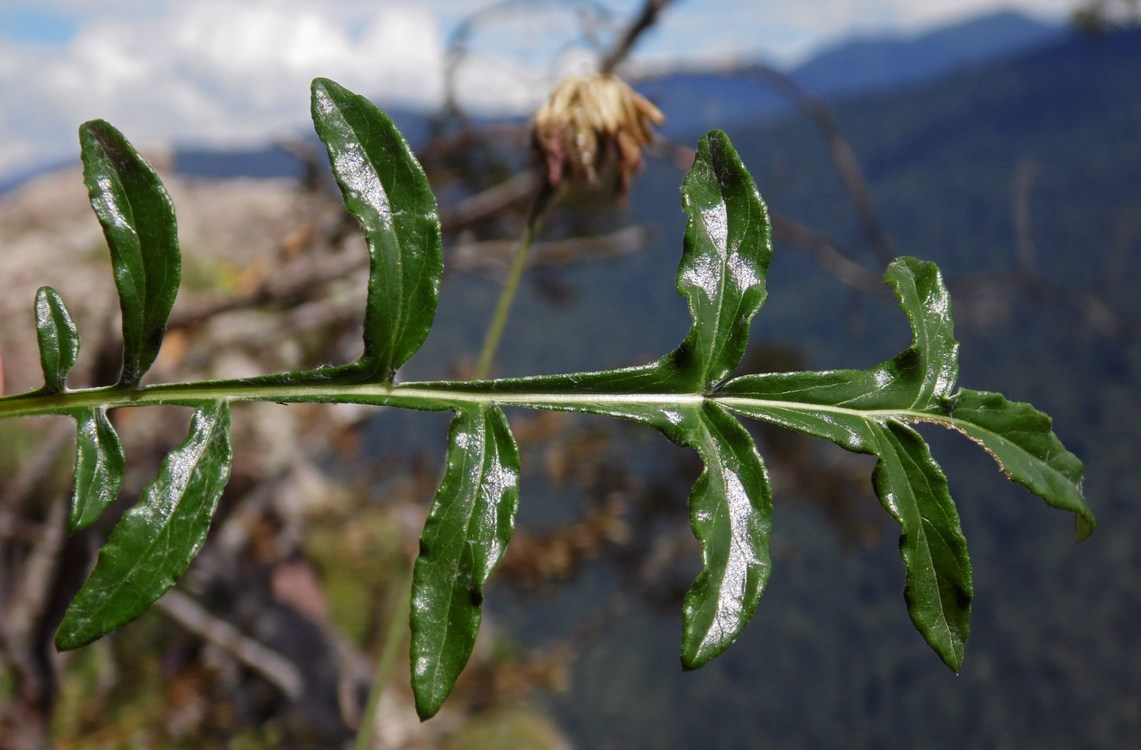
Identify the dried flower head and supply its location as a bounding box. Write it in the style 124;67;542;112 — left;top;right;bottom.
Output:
532;72;665;199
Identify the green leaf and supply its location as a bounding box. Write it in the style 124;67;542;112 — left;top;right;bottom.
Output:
716;369;974;671
69;408;125;533
679;403;773;669
717;257;1091;540
398;130;773;675
868;421;972;671
56;402;232;650
947;389;1094;541
0;99;1088;715
310;77;442;382
80;120;180;387
720;257;957;415
34;286;80;393
442;128;771;414
410;404;520;719
719;256;1089;668
713;390;975;671
674;130;773;390
881;257;959;407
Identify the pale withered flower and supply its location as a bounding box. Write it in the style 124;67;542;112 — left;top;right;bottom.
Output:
532;72;665;199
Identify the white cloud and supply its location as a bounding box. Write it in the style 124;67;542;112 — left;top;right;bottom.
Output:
443;1;620;112
0;0;1080;182
0;0;630;180
1;1;448;179
630;0;1076;65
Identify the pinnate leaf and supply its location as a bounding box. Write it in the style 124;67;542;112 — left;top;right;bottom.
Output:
454;128;771;411
80;120;180;386
410;404;520;719
56;402;232;650
34;286;80;393
414;130;776;669
0;87;1088;713
310;77;442;382
720;256;1089;668
69;408;125;533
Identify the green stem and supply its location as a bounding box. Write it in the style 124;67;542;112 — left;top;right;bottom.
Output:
0;378;939;425
354;564;413;750
472;183;556;379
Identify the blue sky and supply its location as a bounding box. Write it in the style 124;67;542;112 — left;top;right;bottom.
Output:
0;1;1075;182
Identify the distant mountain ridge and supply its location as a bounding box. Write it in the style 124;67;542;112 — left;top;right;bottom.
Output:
643;10;1065;139
167;9;1066;180
792;10;1063;99
0;9;1069;189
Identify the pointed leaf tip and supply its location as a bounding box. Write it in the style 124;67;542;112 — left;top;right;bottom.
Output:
310;77;442;383
80;119;180;386
56;402;232;650
871;422;972;671
680;404;772;669
411;405;520;718
674;130;771;390
949;389;1093;538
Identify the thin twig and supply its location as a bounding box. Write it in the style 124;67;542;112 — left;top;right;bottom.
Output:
155;589;304;700
474;181;557;378
770;215;885;293
742;63;894;266
441;170;540;233
600;0;676;74
1013;159;1039;271
354;565;413;750
453;225;651;277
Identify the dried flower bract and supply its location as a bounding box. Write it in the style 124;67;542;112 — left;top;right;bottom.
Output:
532;73;665;199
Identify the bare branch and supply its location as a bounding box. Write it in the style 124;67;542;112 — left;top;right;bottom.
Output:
771;216;886;294
155;589;304;700
600;0;676;74
741;63;894;266
442;169;540;233
453;225;653;277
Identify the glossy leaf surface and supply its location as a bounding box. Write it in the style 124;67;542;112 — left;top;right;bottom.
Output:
868;420;971;669
34;286;80;393
679;403;772;669
948;388;1094;540
80;119;180;386
411;131;776;668
56;402;232;649
674;130;772;389
718;255;1089;533
310;77;442;382
720;258;957;417
718;256;1092;668
69;408;125;533
451;129;771;407
0;81;1095;717
719;259;975;667
410;404;520;719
